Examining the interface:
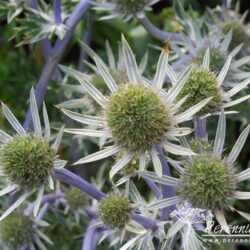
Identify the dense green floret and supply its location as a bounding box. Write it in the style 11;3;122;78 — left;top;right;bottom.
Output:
195;47;226;73
222;21;249;51
1;136;55;189
177;66;223;115
181;154;236;210
116;0;149;14
66;187;87;210
98;195;132;228
0;213;33;249
106;84;171;152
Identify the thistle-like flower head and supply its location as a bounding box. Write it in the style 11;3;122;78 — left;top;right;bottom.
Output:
0;212;33;249
98;194;132;228
209;4;250;54
171;17;250;85
140;111;250;233
66;187;87;211
61;36;211;179
167;48;250;117
0;211;52;249
0;89;66;220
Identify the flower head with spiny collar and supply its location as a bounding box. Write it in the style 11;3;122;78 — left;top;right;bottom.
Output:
0;211;52;249
0;89;66;221
167;48;250;117
60;36;212;179
139;111;250;234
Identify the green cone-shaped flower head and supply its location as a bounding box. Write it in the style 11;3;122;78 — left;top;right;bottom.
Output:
195;47;226;73
181;154;236;210
116;0;149;14
1;135;55;189
0;213;33;249
177;66;223;115
98;195;132;228
106;84;171;152
66;187;87;210
222;21;249;50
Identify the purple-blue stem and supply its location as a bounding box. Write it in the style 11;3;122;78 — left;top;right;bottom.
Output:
24;0;90;130
54;0;62;25
82;219;102;250
194;117;207;140
53;169;105;201
223;0;228;9
144;178;161;198
137;16;182;41
131;212;157;229
24;192;65;215
53;169;157;229
28;0;62;81
36;203;49;221
78;13;94;72
155;145;176;221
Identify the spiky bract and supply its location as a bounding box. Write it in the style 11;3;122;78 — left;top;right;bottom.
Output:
66;187;87;210
181;154;236;210
98;195;132;228
106;84;170;152
177;67;223;115
92;70;128;96
0;213;33;249
1;136;55;189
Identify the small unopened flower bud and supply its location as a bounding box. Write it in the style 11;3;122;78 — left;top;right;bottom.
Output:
98;195;132;228
66;187;87;210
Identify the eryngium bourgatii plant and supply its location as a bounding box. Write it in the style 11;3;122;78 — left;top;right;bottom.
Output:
0;89;66;221
0;211;52;249
60;36;212;179
91;0;160;21
168;48;250;117
139;111;250;233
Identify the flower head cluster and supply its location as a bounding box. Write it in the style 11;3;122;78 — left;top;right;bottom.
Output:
61;36;211;179
91;0;160;20
0;89;66;220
